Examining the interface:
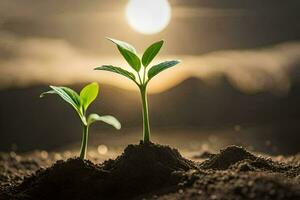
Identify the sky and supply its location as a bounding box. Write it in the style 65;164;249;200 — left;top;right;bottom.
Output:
0;0;300;93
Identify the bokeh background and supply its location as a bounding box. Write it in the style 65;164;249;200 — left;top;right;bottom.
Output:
0;0;300;155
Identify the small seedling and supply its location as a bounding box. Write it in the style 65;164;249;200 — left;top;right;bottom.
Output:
95;38;180;143
40;82;121;159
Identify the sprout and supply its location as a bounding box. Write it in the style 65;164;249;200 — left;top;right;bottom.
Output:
40;82;121;159
95;38;180;143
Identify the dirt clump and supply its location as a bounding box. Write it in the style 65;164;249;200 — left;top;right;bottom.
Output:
200;145;257;170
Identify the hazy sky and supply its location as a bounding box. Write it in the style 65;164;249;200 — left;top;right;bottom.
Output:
0;0;300;93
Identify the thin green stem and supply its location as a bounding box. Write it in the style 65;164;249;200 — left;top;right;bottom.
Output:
79;125;89;159
140;86;151;143
137;72;143;85
133;79;140;87
142;66;146;84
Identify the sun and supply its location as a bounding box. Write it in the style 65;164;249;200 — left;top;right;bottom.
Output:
125;0;171;35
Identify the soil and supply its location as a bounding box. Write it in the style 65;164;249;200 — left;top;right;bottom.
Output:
0;141;195;200
0;144;299;200
156;146;300;200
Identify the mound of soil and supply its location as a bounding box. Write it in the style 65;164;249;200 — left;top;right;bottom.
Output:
200;146;257;170
200;146;300;177
101;141;195;197
2;142;195;200
154;146;300;200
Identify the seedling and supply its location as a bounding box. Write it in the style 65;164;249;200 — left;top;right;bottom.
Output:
40;82;121;159
95;38;180;143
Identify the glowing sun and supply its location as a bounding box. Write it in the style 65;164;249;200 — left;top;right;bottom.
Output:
125;0;171;35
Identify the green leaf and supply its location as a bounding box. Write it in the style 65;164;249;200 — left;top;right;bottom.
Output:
87;113;121;129
107;37;141;72
107;37;137;53
94;65;136;82
80;82;99;111
40;86;82;116
142;40;164;67
148;60;181;80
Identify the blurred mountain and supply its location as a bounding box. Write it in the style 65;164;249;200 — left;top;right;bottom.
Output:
1;77;300;151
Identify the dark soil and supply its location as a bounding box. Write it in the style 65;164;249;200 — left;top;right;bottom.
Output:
0;141;195;200
0;145;300;200
200;146;257;170
155;146;300;200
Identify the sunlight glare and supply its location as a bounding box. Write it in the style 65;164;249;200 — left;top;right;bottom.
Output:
125;0;171;34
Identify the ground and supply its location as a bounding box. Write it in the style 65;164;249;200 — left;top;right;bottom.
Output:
0;141;299;200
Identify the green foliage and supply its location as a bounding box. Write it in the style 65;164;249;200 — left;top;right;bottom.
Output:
95;38;180;87
40;82;121;159
148;60;180;80
94;38;180;143
88;113;121;129
107;37;137;53
94;65;136;82
41;86;83;117
80;82;99;112
107;38;141;72
142;40;164;67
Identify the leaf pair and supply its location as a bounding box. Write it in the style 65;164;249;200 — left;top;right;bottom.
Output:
109;38;165;71
95;38;180;86
40;82;120;129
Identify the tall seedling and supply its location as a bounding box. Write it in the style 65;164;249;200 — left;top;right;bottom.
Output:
95;38;180;143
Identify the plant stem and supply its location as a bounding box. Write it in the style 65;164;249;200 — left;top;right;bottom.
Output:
137;71;143;85
140;86;151;143
143;66;146;84
79;125;89;159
